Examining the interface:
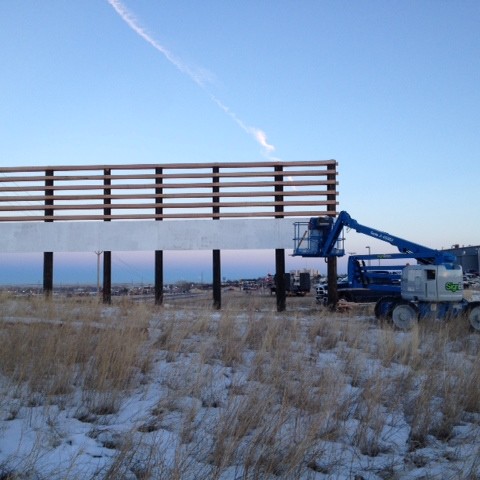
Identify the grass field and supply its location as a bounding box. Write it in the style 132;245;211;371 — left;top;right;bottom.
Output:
1;290;480;479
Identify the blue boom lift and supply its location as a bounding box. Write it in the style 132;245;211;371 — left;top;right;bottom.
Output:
293;211;480;330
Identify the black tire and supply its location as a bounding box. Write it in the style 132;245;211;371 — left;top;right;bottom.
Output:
466;301;480;332
391;300;419;330
374;296;398;320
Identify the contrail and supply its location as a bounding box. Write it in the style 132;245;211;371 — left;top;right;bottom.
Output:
107;0;210;87
209;94;277;157
107;0;278;159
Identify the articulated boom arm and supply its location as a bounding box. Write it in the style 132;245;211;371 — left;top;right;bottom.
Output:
293;211;456;265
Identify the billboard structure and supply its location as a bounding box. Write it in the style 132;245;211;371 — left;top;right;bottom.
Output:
0;160;338;309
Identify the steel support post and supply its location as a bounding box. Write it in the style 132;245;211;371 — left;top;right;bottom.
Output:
155;167;164;305
212;166;222;309
274;165;286;311
103;169;112;304
213;249;221;310
327;168;338;307
43;252;53;297
103;251;112;304
275;249;286;312
155;250;163;305
43;169;54;297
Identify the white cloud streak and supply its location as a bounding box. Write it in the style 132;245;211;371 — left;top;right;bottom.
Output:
107;0;210;87
208;94;278;158
107;0;278;159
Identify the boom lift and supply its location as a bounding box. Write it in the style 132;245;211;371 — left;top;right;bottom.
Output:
293;211;480;330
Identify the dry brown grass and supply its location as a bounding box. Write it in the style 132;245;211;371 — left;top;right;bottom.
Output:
0;295;151;416
1;292;480;478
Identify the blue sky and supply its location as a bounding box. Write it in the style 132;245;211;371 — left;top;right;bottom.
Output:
1;1;479;284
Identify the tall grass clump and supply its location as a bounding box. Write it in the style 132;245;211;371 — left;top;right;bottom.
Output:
0;295;152;415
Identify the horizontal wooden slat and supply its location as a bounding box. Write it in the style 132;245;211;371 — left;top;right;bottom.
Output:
0;180;337;193
0;210;338;222
0;199;335;212
0;159;337;173
0;169;336;184
0;189;337;202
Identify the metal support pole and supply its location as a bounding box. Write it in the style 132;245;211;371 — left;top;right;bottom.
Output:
43;169;54;297
43;252;53;297
327;257;338;307
275;249;286;312
155;167;164;305
212;166;222;309
103;251;111;304
155;250;163;305
213;249;221;310
274;165;286;311
327;165;338;307
103;169;112;304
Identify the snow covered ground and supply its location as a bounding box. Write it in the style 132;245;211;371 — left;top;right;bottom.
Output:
1;293;480;479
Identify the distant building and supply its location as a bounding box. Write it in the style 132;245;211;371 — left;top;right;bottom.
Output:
289;268;320;278
444;245;480;274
